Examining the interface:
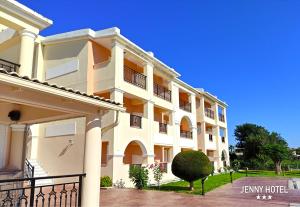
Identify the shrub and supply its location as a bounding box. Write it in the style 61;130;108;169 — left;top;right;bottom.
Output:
171;150;212;191
129;165;149;189
100;176;112;187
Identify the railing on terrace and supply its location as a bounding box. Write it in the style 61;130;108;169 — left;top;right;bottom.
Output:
0;59;20;73
219;114;225;122
0;173;85;207
24;159;34;178
159;123;167;134
124;66;147;89
205;108;215;119
130;114;142;128
153;83;171;102
180;130;192;139
179;100;191;112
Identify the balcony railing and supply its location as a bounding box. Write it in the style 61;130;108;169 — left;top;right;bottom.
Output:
159;123;168;134
124;66;147;89
153;83;171;102
0;173;85;207
219;114;225;122
24;159;35;178
179;100;191;112
130;114;142;128
205;108;215;119
180;130;192;139
0;59;20;73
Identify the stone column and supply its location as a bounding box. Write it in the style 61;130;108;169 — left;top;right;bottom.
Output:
19;29;37;77
82;114;102;207
8;124;26;170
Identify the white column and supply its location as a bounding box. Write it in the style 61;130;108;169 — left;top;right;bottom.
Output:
111;40;124;89
144;101;154;164
144;62;154;97
82;114;102;207
8;124;26;170
214;103;219;123
19;29;37;77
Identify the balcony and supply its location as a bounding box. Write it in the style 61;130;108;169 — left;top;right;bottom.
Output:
0;59;20;73
219;113;225;122
124;66;146;89
179;100;191;112
153;83;171;102
130;114;142;128
159;123;168;134
180;130;192;139
205;108;215;119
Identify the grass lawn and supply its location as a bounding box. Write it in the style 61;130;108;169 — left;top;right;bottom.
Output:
147;170;300;195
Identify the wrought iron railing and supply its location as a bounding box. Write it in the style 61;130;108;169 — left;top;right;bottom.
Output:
205;108;215;119
0;173;85;207
159;123;167;134
153;83;171;102
179;100;191;112
0;59;20;73
180;130;192;139
124;66;147;89
24;159;35;178
130;114;142;128
219;113;225;122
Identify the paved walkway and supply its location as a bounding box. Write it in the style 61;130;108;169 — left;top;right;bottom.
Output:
101;177;300;207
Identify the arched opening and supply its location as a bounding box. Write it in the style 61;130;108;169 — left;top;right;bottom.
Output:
123;140;147;165
180;116;192;139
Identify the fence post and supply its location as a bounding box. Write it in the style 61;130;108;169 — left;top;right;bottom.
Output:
29;178;35;207
78;175;83;207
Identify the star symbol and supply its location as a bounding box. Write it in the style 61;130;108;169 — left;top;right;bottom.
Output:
268;195;272;200
262;195;267;200
256;195;261;200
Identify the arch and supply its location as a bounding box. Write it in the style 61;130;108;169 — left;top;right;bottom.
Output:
180;116;192;131
123;140;147;165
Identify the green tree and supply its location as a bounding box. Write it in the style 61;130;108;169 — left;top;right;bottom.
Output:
234;123;269;160
263;132;289;175
171;150;212;191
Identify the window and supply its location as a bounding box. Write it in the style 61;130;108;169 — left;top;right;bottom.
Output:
220;128;226;143
209;134;213;141
163;148;169;162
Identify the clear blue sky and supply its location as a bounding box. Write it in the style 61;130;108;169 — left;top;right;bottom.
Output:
19;0;300;147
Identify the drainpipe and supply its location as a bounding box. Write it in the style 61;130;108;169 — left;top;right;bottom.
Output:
101;110;120;136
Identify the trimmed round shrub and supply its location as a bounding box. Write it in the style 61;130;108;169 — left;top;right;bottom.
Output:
100;176;112;187
171;150;212;190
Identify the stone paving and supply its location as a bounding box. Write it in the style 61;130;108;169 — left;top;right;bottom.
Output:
101;177;300;207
